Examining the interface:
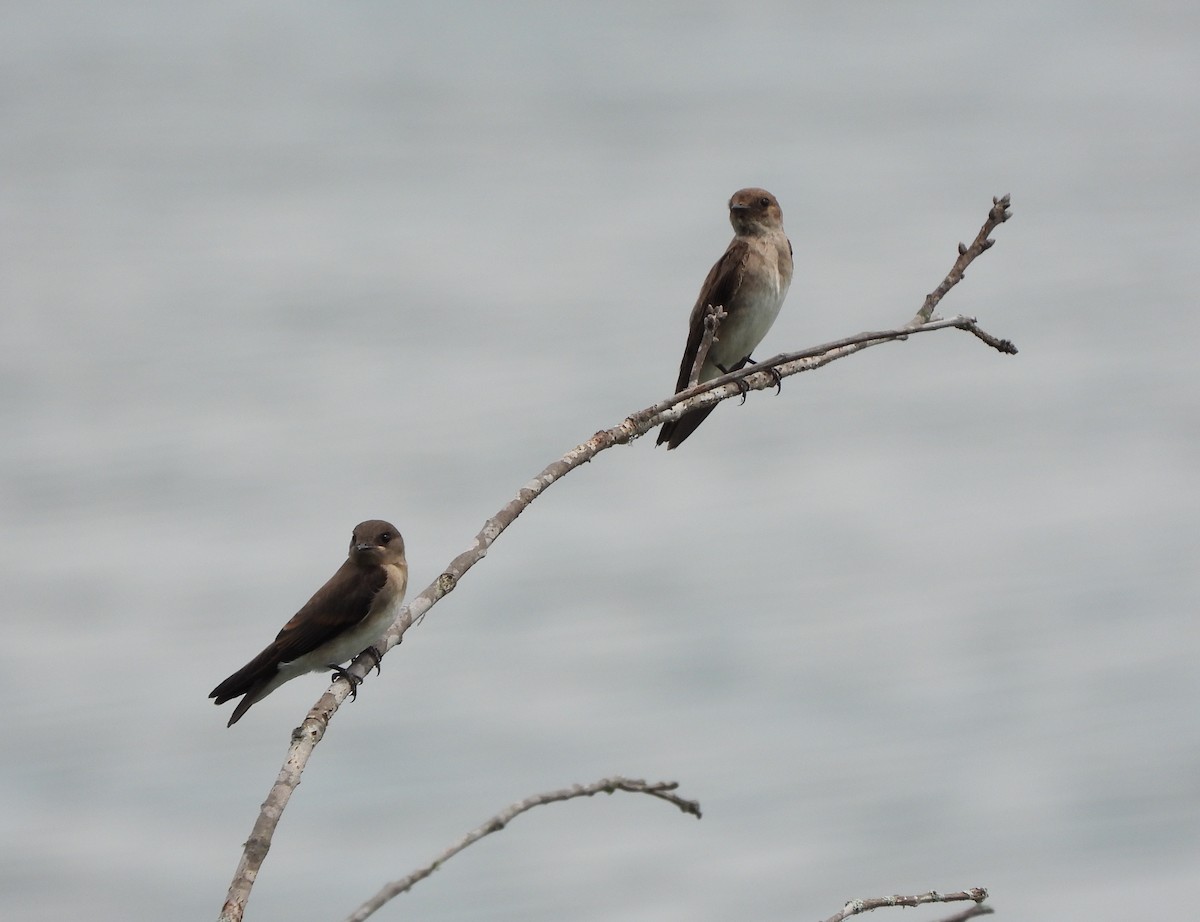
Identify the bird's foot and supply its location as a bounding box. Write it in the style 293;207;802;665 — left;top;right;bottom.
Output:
363;645;383;676
327;664;363;700
733;376;750;404
765;366;783;395
746;356;783;395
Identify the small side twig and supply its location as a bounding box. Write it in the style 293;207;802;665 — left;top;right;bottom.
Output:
824;888;991;922
688;302;727;387
343;777;700;922
911;193;1012;326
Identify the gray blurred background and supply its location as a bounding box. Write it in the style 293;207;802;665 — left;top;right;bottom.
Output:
3;2;1198;920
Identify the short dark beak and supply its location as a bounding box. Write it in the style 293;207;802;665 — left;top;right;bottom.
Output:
355;543;380;554
730;203;749;212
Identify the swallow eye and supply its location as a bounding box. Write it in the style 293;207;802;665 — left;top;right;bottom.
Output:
759;196;770;208
379;532;392;544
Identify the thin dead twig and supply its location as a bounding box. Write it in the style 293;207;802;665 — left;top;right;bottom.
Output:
912;193;1012;326
688;302;727;388
343;777;700;922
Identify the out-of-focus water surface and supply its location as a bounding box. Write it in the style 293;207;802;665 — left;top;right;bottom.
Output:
3;3;1198;920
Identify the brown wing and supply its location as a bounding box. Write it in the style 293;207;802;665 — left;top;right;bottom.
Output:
670;239;751;392
269;561;385;661
208;561;385;703
657;240;749;448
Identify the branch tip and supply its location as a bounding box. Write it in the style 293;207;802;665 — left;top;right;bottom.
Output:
823;888;991;922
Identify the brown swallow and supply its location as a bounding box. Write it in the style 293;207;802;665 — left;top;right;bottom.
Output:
209;520;407;726
658;188;793;449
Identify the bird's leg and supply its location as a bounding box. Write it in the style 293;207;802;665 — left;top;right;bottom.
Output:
717;362;752;404
327;664;363;700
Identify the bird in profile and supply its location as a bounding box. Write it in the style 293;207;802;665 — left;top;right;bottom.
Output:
657;187;793;449
209;520;407;726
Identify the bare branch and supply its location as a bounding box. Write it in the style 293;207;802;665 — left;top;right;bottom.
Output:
217;196;1015;920
648;311;1016;441
343;777;700;922
217;713;335;922
823;888;991;922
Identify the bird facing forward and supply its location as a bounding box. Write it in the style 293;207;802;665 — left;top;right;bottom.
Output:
657;188;793;449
